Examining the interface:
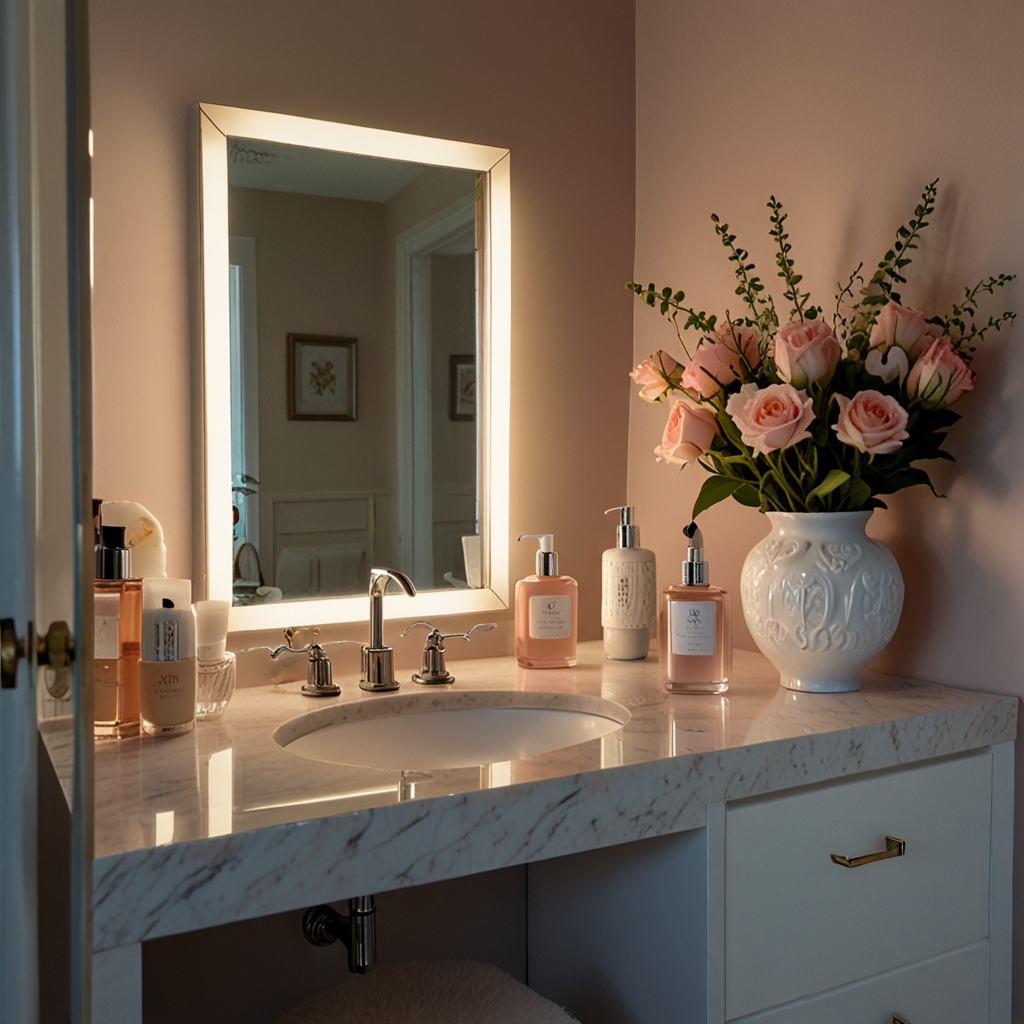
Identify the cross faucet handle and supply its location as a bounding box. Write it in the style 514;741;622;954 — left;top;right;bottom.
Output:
284;625;319;648
402;621;496;685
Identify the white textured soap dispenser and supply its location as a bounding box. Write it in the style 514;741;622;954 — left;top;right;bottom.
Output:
601;506;657;660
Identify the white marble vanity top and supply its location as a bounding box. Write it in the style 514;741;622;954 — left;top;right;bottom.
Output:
40;641;1017;952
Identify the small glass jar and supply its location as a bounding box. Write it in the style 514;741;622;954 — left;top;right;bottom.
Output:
196;652;236;720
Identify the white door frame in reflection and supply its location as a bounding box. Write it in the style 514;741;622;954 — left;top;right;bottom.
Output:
195;103;511;630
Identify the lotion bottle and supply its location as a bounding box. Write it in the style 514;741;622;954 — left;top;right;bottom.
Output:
601;506;656;660
94;525;142;738
515;534;577;668
140;578;197;737
659;521;731;694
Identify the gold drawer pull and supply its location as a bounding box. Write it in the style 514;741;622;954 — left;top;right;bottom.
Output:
830;835;905;868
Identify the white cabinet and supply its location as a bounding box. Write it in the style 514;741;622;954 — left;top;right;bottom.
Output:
733;941;990;1024
529;744;1012;1024
724;752;993;1018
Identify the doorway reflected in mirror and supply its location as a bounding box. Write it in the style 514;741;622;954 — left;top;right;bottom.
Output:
226;139;481;604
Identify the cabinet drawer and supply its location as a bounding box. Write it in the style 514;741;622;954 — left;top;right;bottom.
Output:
725;752;992;1020
733;941;989;1023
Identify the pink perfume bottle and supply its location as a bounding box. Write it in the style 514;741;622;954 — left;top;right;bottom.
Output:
515;534;578;669
659;522;731;694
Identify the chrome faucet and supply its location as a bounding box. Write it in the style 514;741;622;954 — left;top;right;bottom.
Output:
269;632;341;698
401;620;496;685
361;567;417;692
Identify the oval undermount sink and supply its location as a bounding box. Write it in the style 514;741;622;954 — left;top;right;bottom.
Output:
273;690;630;771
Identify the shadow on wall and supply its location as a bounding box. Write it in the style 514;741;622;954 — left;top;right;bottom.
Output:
873;333;1022;683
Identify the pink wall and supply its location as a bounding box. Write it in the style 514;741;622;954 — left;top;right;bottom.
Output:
632;0;1024;1004
89;0;635;651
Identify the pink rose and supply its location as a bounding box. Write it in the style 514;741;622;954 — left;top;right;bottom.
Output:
773;320;841;388
654;399;720;465
630;350;681;403
869;301;943;360
680;322;761;397
725;382;815;455
905;338;975;409
832;391;909;454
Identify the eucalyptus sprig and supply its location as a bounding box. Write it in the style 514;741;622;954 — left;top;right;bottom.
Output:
940;274;1017;359
625;282;718;357
710;213;778;336
832;263;864;349
846;179;939;351
768;197;817;322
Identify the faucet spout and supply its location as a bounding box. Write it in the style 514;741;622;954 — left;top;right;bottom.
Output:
361;567;417;693
368;567;416;649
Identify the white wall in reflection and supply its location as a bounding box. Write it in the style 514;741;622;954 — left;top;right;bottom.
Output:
207;747;234;837
154;811;175;846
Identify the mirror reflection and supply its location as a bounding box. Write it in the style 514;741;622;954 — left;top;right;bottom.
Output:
225;138;481;605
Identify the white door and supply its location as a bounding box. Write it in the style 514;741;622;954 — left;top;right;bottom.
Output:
1;0;93;1020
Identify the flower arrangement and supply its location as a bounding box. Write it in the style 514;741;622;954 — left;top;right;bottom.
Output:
629;181;1016;519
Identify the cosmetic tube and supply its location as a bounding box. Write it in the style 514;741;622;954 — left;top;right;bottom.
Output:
140;578;197;737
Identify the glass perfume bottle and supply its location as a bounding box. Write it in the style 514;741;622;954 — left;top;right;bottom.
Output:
659;522;731;694
194;599;236;720
515;533;578;668
94;524;142;738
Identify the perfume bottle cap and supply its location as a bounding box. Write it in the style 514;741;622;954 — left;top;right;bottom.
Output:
519;533;558;576
604;506;640;548
682;521;709;587
96;525;132;580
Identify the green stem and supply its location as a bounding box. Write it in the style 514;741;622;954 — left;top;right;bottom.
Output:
766;452;803;511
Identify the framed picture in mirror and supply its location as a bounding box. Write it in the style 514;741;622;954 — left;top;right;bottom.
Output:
449;354;475;421
287;333;356;420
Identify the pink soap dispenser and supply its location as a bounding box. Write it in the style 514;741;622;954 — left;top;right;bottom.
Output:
659;521;732;694
515;533;578;669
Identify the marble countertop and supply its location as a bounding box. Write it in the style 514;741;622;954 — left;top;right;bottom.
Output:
41;641;1017;952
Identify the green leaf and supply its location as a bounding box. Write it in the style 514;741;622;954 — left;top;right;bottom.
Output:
870;466;941;496
733;484;761;507
807;469;850;503
847;477;872;507
692;476;746;520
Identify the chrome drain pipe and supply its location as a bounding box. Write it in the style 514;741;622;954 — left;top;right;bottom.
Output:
302;896;377;974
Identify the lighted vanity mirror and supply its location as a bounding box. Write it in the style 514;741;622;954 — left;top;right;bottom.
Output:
196;105;510;630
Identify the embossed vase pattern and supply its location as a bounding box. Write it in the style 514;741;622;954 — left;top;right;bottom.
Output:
739;512;903;692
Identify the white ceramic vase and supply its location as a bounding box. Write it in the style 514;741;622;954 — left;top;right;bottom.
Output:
739;511;904;693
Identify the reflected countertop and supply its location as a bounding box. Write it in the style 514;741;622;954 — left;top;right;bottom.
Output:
41;641;1017;951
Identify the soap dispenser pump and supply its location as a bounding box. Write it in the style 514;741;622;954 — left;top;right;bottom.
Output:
659;521;731;694
515;533;578;669
602;506;657;661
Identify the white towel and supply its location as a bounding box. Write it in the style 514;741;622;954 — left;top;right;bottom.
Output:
273;960;579;1024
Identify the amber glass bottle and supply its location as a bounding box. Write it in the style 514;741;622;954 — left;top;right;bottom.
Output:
94;525;142;738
